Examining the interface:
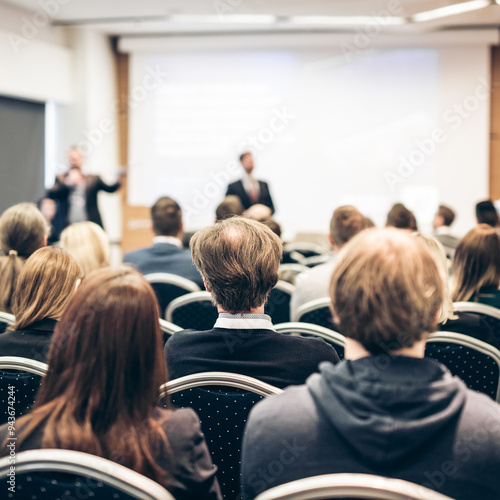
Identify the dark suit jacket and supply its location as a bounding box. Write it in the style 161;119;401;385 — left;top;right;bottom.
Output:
164;326;340;389
226;179;275;213
0;318;56;363
0;407;222;499
48;174;121;230
123;243;204;288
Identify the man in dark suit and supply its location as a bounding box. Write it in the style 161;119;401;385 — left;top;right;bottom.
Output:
47;146;123;232
123;196;203;288
225;152;275;214
164;217;339;389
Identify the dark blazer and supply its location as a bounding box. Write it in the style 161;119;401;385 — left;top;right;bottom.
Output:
47;174;121;230
0;407;222;499
226;179;275;214
0;318;56;363
123;242;204;288
164;327;340;389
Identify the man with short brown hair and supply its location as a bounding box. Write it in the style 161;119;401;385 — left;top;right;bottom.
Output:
165;217;339;388
433;204;460;256
241;228;500;500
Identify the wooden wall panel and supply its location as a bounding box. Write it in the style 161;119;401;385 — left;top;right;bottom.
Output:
490;46;500;200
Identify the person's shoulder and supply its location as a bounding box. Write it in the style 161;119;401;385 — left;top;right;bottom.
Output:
165;329;212;347
123;246;152;262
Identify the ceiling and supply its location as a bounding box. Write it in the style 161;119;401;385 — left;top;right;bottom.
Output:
3;0;500;36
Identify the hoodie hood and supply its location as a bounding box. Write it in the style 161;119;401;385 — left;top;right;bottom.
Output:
307;356;467;467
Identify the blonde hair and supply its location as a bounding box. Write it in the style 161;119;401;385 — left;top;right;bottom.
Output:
60;222;110;276
11;247;83;330
330;228;444;354
412;233;456;324
0;203;49;313
452;224;500;302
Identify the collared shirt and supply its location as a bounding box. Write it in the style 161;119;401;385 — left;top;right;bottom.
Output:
434;226;453;236
153;235;183;248
242;173;259;199
214;313;276;331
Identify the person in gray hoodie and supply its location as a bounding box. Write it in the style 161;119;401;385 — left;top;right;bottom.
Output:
241;227;500;500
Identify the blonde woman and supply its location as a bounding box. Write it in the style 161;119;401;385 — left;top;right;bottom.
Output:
414;232;498;348
60;221;110;276
0;203;49;313
452;224;500;308
0;247;82;362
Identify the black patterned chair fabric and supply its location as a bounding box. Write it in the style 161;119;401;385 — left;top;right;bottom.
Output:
160;373;282;500
425;331;500;402
294;298;339;332
166;292;218;331
264;281;294;325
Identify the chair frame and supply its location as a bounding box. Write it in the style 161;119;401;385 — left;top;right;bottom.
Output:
0;449;174;500
274;322;345;349
159;371;283;400
0;356;48;377
159;318;183;336
144;273;201;293
253;473;454;500
427;331;500;402
273;280;295;295
284;242;327;256
278;263;309;276
292;297;332;323
165;291;213;324
453;301;500;320
0;311;15;326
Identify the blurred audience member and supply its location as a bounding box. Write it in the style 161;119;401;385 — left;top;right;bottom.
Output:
0;267;221;499
432;204;460;258
123;196;203;288
60;221;109;276
215;195;244;221
476;200;498;227
0;203;49;313
386;202;415;230
452;224;500;308
290;205;365;319
0;247;82;362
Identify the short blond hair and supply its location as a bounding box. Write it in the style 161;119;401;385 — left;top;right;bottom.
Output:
190;217;282;313
60;221;110;276
12;247;83;330
330;228;444;354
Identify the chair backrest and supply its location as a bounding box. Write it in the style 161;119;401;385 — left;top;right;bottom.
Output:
166;291;217;331
253;473;454;500
284;242;326;258
0;449;175;500
0;311;15;334
453;301;500;344
278;263;309;285
265;281;295;325
159;318;183;343
144;273;200;319
426;331;500;402
293;298;338;331
0;356;48;425
159;372;282;500
274;322;346;359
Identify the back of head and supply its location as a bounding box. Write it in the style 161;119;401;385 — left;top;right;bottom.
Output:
215;195;245;221
19;267;168;484
386;203;413;229
330;228;444;354
452;224;500;302
12;247;83;330
437;205;455;227
0;203;49;312
190;217;282;312
475;200;498;227
330;205;365;247
60;221;109;276
151;196;182;236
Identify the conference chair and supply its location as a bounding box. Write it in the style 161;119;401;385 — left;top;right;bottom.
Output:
278;263;309;285
253;473;454;500
0;311;14;334
0;449;174;500
159;372;283;500
265;280;295;325
166;291;217;331
426;331;500;402
0;356;48;425
159;318;182;343
144;273;200;319
453;301;500;344
293;298;338;331
284;242;326;259
275;322;346;359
